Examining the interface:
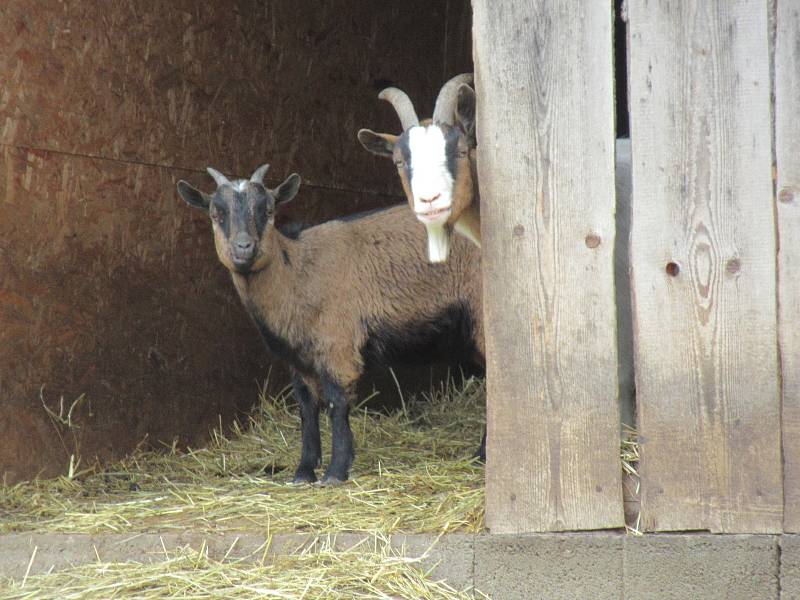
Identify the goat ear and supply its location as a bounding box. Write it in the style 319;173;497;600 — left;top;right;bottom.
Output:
272;173;301;206
357;129;398;158
455;84;476;145
177;180;211;211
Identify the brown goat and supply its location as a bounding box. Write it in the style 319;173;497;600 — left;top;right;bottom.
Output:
358;74;480;262
177;165;484;484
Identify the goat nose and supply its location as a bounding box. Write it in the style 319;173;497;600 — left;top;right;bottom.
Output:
234;235;254;252
419;193;441;204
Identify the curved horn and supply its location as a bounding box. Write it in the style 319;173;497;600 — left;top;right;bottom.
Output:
206;167;231;187
378;87;420;131
250;164;270;184
432;73;473;125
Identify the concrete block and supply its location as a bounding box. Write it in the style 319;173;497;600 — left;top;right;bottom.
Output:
624;534;778;600
392;533;475;594
474;533;624;600
780;535;800;599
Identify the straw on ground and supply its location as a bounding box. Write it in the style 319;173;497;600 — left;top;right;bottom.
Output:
0;535;486;600
1;377;487;535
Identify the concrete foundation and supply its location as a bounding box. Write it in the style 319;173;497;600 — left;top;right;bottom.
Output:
1;532;794;598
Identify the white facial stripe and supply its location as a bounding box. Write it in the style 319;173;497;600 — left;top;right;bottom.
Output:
233;180;249;192
407;126;454;212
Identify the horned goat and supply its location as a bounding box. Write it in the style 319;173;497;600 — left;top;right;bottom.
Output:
176;165;485;484
362;83;635;421
358;74;479;263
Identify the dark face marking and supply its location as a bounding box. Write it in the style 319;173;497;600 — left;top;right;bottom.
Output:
396;132;413;178
442;124;462;181
210;182;274;272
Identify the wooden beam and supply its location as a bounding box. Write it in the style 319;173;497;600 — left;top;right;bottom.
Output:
777;0;800;533
628;0;782;533
473;1;623;532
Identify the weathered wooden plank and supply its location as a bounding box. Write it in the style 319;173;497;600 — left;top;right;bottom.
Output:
628;0;781;532
777;0;800;533
473;1;623;532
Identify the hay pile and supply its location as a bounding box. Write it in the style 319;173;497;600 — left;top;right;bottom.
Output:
0;376;640;598
0;377;486;535
1;536;482;599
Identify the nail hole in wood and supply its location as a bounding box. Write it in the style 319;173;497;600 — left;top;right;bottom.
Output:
585;233;601;248
779;188;795;204
666;262;680;277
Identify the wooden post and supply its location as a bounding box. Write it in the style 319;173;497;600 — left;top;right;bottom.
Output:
628;0;782;533
777;0;800;533
473;1;623;532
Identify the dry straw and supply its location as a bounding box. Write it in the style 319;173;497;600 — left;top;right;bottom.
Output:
1;535;486;599
0;376;639;536
0;376;640;598
1;377;487;535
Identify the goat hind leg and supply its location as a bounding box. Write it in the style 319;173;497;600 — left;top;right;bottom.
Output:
292;373;322;484
321;378;354;485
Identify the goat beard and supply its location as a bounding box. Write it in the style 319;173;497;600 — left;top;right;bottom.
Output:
425;223;452;263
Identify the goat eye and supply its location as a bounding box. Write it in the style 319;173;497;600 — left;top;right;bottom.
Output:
457;150;468;158
394;159;405;168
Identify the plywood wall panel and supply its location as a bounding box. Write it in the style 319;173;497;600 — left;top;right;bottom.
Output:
0;0;472;196
0;146;268;480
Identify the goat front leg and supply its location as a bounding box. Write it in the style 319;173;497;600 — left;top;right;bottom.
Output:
320;378;354;485
291;373;322;484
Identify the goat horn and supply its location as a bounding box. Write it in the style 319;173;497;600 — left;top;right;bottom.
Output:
378;87;420;131
250;164;270;184
206;167;231;187
432;73;473;125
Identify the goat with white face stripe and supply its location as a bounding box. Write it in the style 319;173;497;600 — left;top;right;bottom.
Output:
358;74;479;263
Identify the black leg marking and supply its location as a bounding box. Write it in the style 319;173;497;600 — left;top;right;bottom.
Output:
291;373;321;484
472;428;486;463
321;378;354;485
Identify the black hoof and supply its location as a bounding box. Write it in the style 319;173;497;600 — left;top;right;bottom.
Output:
292;467;317;484
320;466;349;486
319;475;346;487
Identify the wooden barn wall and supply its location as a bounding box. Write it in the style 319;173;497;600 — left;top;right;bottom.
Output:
777;0;800;532
628;0;781;533
474;0;623;533
0;0;472;482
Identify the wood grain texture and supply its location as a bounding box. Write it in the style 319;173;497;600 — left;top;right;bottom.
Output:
777;0;800;533
0;0;472;196
628;0;781;532
473;1;623;532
